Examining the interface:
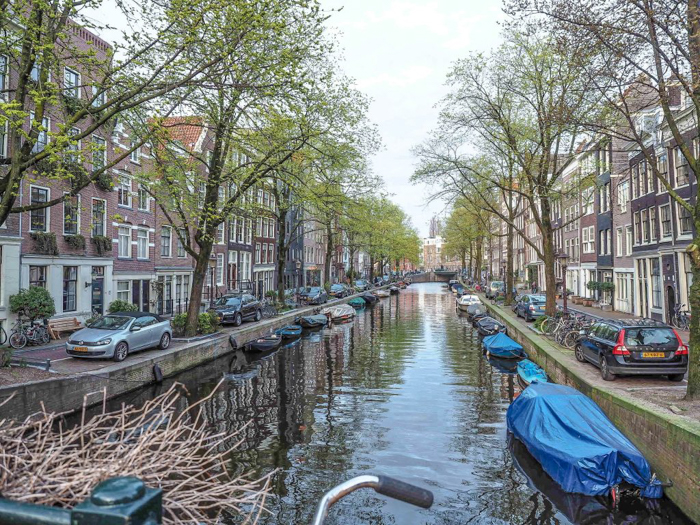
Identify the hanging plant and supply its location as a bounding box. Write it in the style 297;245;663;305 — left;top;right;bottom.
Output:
65;234;86;250
92;235;113;256
30;232;59;256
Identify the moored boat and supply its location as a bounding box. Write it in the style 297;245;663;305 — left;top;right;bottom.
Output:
248;334;282;352
389;286;399;294
348;297;366;309
374;289;391;298
275;325;303;340
322;304;355;322
465;303;486;320
516;359;547;388
457;294;481;312
476;317;508;338
297;314;328;329
360;292;379;304
482;332;524;358
507;382;664;498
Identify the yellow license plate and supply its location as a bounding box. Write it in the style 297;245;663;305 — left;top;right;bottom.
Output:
73;346;88;352
642;352;664;358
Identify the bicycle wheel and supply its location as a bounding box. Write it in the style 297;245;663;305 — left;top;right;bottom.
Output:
9;332;27;349
40;327;50;344
563;331;579;350
680;315;690;331
0;326;6;346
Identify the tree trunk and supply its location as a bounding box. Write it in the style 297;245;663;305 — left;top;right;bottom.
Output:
542;227;557;316
185;244;213;337
468;242;473;280
460;249;466;276
276;209;288;304
324;223;333;289
369;255;375;281
505;221;514;305
686;212;700;399
474;239;483;282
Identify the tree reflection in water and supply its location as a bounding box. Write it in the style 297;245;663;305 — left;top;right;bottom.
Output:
93;284;691;524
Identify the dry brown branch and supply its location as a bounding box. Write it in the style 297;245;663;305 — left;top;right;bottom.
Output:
0;380;273;524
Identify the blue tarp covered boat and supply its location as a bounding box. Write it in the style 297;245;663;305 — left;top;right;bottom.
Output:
297;314;328;329
507;382;663;498
517;359;548;387
483;332;525;359
275;325;303;339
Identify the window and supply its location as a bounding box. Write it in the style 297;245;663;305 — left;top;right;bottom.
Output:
92;136;106;170
268;243;274;262
626;226;632;256
216;253;224;285
29;266;47;288
198;182;206;208
269;218;275;238
679;203;693;235
645;160;654;194
262;243;268;264
64;68;80;98
255;243;261;264
91;85;106;107
651;258;662;308
30;186;49;232
138;185;149;211
130;141;140;163
632;165;639;199
177;228;187;257
660;204;672;238
246;219;253;244
62;266;78;312
607;229;611;255
599;229;605;255
675;147;690;186
229;218;236;242
217;222;225;244
259;217;265;237
618;180;629;213
117;281;131;302
599;183;610;212
236;217;244;243
650;207;657;241
118;227;131;258
161;226;172;257
658;154;668;190
92;199;106;238
0;55;6;98
117;175;131;207
639;160;648;195
582;226;595;253
137;228;148;259
634;211;641;244
0;121;6;159
582;188;594;215
616;228;623;257
30;112;49;153
641;209;649;243
66;127;81;162
63;194;79;235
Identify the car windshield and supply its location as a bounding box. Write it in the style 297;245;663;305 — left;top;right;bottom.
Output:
491;281;504;289
355;280;366;285
308;287;322;294
530;295;546;303
625;328;677;346
331;285;344;291
89;315;132;330
215;296;241;307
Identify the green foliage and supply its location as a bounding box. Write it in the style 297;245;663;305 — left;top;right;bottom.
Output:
92;236;113;256
65;234;86;250
108;300;138;313
95;172;114;191
30;232;59;256
265;290;277;298
586;281;600;291
171;312;220;337
599;282;615;292
533;316;547;331
9;287;56;320
171;314;187;336
0;347;13;368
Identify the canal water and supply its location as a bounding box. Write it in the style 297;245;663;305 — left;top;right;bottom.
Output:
111;283;691;524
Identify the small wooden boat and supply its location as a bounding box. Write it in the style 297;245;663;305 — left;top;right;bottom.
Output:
457;294;481;312
398;282;407;289
374;290;391;298
348;297;366;309
507;382;664;498
322;304;355;322
516;359;547;388
297;314;328;329
482;332;524;358
389;286;399;294
486;355;520;375
275;325;303;340
360;292;378;304
475;317;508;338
465;303;486;320
248;334;282;352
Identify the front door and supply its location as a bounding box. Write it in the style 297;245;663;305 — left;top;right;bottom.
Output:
666;286;676;324
91;279;104;316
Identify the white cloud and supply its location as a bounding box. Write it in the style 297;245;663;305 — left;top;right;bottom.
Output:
356;64;433;89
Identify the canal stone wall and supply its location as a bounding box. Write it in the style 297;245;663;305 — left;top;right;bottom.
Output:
0;292;382;420
484;301;700;523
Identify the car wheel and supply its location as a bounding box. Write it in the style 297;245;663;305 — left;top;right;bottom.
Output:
255;309;262;322
668;373;685;382
113;342;128;362
600;356;615;381
574;344;586;362
159;332;171;350
234;313;242;327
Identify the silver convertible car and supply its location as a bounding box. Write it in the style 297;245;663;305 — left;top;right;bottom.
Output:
66;312;172;362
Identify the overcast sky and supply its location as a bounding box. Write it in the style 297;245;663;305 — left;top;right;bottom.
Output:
321;1;505;237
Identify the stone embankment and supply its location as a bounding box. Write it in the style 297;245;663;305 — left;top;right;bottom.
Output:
484;300;700;523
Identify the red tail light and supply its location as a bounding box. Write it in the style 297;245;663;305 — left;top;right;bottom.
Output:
673;329;689;355
613;329;630;356
529;305;535;311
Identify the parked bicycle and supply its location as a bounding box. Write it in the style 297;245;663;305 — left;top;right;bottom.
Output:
9;319;51;349
312;475;433;525
261;298;279;319
671;304;690;331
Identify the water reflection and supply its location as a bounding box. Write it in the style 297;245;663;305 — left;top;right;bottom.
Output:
97;283;691;524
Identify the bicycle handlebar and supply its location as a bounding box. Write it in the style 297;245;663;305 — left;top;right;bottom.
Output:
311;475;433;525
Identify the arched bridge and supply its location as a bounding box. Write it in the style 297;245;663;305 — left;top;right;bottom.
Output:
410;271;458;283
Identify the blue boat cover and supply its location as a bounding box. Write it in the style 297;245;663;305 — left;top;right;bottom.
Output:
483;332;524;358
517;359;548;384
507;382;663;498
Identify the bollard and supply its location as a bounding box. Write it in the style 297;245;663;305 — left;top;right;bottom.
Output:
71;477;162;525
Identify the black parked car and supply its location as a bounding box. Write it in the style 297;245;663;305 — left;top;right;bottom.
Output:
330;284;349;298
576;319;688;381
300;286;328;305
209;293;262;326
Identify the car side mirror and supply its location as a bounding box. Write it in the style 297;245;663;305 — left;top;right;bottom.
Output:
131;325;142;332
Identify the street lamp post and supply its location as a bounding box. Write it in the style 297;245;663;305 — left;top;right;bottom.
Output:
208;257;217;310
558;252;569;314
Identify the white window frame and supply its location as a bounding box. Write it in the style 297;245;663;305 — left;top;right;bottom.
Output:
161;226;172;257
216;253;224;285
136;228;149;260
625;226;633;256
129;141;141;164
29;185;50;232
116;280;131;302
64;67;80;98
118;226;131;258
255;243;261;264
91;85;106;107
659;204;672;239
92;135;106;170
177;228;187;258
62;193;80;235
217;222;225;244
117;174;132;208
30;112;49;153
677;202;693;237
91;198;107;238
616;228;623;258
137;184;149;211
246;219;253;244
0;55;7;101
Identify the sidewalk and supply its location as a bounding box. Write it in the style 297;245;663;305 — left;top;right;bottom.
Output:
557;299;690;344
